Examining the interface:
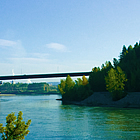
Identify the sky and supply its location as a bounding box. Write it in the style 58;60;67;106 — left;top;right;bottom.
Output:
0;0;140;82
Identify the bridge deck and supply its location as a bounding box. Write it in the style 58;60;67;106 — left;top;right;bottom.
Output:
0;72;91;80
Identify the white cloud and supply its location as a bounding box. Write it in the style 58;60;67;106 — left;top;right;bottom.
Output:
0;39;17;47
46;43;67;52
10;57;49;64
0;39;50;65
0;39;61;75
0;39;26;64
30;52;49;59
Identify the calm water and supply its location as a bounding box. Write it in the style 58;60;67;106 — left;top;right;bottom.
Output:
0;95;140;140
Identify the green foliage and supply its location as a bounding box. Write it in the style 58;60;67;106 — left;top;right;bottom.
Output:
59;75;75;101
58;79;66;95
82;75;88;85
105;66;127;101
105;68;117;93
128;45;133;52
0;82;59;94
89;61;113;92
65;75;75;93
120;45;128;61
118;42;140;91
73;84;93;101
58;75;75;95
113;58;119;69
75;78;82;86
89;70;105;92
105;66;127;92
58;41;140;102
58;75;93;102
105;42;140;93
110;90;128;101
0;111;31;140
27;82;49;92
48;85;59;93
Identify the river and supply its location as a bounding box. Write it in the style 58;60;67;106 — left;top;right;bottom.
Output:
0;95;140;140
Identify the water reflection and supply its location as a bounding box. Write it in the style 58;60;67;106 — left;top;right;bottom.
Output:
0;95;140;139
105;108;140;132
58;105;140;139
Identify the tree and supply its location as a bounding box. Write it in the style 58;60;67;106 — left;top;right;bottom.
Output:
105;68;117;93
0;111;31;140
58;75;93;102
75;78;83;86
58;79;66;94
128;45;133;52
65;75;75;92
89;69;106;92
58;75;75;101
120;45;128;61
113;58;119;68
82;75;88;85
105;66;127;101
134;42;139;48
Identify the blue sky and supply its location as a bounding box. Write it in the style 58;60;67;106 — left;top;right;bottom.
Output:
0;0;140;82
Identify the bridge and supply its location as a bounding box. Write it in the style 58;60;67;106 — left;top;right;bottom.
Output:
0;72;91;80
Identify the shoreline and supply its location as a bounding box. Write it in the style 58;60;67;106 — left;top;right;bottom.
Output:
62;92;140;109
1;92;140;109
0;92;61;96
0;94;16;96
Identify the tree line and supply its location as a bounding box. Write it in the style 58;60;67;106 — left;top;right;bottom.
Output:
0;82;59;94
58;75;93;101
58;41;140;101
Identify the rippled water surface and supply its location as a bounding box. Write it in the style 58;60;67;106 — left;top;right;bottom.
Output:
0;95;140;139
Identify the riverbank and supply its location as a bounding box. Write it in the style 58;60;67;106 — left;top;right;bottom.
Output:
0;92;61;96
0;94;16;96
62;92;140;108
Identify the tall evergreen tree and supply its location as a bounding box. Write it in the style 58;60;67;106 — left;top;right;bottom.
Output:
120;45;128;61
113;58;119;68
128;45;133;52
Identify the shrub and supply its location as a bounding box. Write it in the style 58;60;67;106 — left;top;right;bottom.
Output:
0;111;31;140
